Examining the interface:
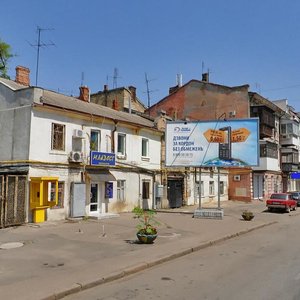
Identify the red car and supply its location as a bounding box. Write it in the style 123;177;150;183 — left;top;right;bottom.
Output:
266;193;297;213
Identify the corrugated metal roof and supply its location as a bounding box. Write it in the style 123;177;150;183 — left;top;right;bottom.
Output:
41;90;155;129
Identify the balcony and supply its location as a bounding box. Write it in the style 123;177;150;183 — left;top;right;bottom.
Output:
252;157;280;172
281;163;299;172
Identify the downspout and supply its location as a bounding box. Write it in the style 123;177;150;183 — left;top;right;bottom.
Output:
112;121;118;153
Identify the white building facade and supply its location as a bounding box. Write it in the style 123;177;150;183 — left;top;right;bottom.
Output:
0;67;162;226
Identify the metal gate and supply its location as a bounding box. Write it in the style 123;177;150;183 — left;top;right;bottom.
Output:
0;175;27;228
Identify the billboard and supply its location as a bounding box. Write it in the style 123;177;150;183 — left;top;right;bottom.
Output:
165;118;259;167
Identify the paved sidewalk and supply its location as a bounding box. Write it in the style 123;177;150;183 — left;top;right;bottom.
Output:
0;200;290;300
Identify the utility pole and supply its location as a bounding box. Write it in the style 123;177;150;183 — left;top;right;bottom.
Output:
30;26;55;86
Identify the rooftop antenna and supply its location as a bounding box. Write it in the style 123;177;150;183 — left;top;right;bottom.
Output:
144;72;158;109
113;67;120;89
81;72;85;86
29;26;55;86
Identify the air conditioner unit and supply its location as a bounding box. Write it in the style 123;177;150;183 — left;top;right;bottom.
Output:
69;151;83;163
73;129;84;138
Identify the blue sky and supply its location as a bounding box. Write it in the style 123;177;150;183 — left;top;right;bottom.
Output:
1;0;300;111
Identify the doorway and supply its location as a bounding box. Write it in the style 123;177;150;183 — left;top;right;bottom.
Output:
90;183;98;212
167;179;183;208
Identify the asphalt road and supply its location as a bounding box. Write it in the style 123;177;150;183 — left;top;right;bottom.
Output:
64;214;300;300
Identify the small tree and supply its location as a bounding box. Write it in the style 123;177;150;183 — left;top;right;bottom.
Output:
0;39;13;79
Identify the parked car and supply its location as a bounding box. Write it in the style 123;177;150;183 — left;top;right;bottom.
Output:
291;191;300;207
266;193;297;213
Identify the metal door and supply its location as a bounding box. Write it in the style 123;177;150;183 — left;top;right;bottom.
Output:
0;175;27;228
70;182;86;217
253;174;264;199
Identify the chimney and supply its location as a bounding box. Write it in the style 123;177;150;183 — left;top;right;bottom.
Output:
202;73;209;82
128;86;136;101
169;85;179;94
79;86;90;102
15;66;30;86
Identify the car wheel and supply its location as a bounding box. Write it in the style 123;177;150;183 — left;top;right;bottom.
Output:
294;205;297;211
268;207;273;212
286;206;291;213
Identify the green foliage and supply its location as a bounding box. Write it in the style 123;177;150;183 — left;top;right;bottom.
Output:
132;206;159;235
0;39;13;79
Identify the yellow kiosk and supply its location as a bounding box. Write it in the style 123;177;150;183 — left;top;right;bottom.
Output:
30;177;59;223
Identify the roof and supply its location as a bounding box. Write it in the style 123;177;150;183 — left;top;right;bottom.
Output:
0;77;30;91
41;90;156;129
0;76;156;129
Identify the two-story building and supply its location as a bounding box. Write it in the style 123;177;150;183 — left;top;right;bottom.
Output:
0;66;162;227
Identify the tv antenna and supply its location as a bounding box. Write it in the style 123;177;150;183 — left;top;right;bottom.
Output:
29;26;55;86
113;67;120;88
144;72;158;109
81;72;85;86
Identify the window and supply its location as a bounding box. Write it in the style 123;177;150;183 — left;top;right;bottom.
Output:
260;142;278;158
219;181;225;195
280;122;300;137
195;181;204;199
90;130;100;151
117;180;126;202
117;133;126;156
50;182;64;209
142;138;149;157
51;123;65;151
142;181;150;199
209;181;215;195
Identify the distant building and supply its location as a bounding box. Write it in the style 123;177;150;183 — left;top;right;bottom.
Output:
90;85;147;114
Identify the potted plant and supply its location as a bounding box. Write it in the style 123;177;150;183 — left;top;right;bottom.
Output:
241;210;254;221
132;206;159;244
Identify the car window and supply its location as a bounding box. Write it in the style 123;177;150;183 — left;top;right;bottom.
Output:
270;194;287;200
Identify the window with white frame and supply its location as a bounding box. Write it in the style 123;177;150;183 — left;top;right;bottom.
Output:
209;181;215;195
51;123;65;151
195;181;204;199
117;133;126;156
142;138;149;158
117;180;126;202
90;130;100;151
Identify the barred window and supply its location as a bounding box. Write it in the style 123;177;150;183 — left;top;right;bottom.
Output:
51;123;65;151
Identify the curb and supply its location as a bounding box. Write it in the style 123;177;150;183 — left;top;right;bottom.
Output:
41;221;277;300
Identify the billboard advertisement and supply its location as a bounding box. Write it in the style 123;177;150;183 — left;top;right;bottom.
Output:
165;118;259;167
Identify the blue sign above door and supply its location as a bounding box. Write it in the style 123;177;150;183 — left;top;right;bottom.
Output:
90;151;116;166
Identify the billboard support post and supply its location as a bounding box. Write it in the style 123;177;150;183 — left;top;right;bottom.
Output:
198;167;202;209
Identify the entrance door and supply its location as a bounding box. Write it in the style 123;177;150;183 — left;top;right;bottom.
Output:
90;184;98;212
167;180;183;208
253;174;264;199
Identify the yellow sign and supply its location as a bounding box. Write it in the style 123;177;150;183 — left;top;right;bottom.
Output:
231;128;250;143
204;129;225;143
204;128;250;143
